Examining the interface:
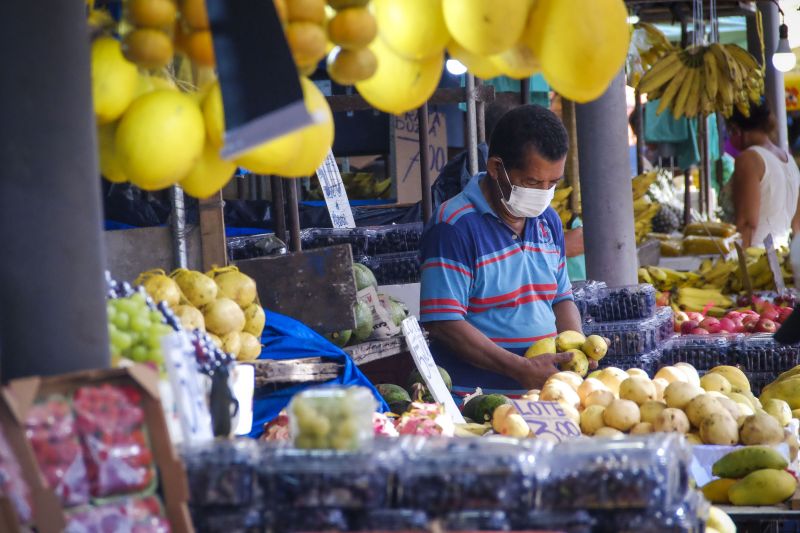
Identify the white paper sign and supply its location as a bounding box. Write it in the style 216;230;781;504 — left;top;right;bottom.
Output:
162;332;214;444
317;150;356;229
358;286;400;340
510;399;582;443
232;364;255;436
401;316;465;423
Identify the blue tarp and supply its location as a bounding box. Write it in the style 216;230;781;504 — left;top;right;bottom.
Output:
248;310;389;438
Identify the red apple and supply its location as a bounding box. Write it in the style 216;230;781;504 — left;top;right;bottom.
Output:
691;328;710;335
779;307;794;323
761;306;780;322
718;318;736;333
732;319;745;333
742;314;760;326
706;323;724;334
656;292;671;307
673;311;690;333
700;317;720;329
681;320;700;335
725;311;743;321
755;318;777;333
687;312;705;322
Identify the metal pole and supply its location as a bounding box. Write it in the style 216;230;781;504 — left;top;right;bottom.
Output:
271;176;286;242
758;1;789;150
697;120;706;216
0;0;110;379
465;74;479;176
576;72;638;286
520;78;531;105
684;172;692;227
285;178;302;252
418;103;433;223
561;98;581;214
169;185;188;269
476;78;486;144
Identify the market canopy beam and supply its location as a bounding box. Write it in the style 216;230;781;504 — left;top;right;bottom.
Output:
0;0;110;379
326;85;496;113
625;0;756;22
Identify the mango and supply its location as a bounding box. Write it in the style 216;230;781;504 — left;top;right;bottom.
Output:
728;469;797;506
712;445;788;478
701;479;737;504
709;365;750;393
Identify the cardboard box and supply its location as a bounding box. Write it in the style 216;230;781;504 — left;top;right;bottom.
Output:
7;364;193;533
0;387;64;533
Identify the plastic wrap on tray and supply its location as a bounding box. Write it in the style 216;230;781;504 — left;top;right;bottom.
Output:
65;495;170;533
660;239;683;257
289;386;377;451
259;446;396;509
226;233;287;261
357;251;421;285
659;334;740;370
72;384;155;498
684;221;737;238
599;349;662;377
442;510;511;531
274;508;349;532
656;306;675;341
25;395;91;507
681;235;735;255
588;489;708;533
182;439;260;508
537;434;692;511
367;223;423;255
584;316;661;356
729;334;800;373
350;509;429;531
585;284;657;322
512;510;594;533
395;437;546;514
573;280;607;322
301;228;374;257
0;426;32;524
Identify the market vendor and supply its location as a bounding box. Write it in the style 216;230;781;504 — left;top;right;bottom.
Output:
420;105;584;396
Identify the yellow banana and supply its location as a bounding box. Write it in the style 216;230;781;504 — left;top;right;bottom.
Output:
703;50;719;101
672;67;697;119
657;65;690;115
638;51;683;93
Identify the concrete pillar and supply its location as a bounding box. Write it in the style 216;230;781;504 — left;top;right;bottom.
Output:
758;1;789;150
575;72;639;287
0;0;110;379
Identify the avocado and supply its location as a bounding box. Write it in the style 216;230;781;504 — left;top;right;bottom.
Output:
324;329;352;348
376;384;412;415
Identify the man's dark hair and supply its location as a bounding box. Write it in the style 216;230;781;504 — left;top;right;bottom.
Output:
488;104;569;169
728;97;774;133
484;100;520;141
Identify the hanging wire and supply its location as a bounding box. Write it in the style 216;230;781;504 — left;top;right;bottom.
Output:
710;0;719;43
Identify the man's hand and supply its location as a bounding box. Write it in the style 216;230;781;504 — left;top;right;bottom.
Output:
516;352;600;390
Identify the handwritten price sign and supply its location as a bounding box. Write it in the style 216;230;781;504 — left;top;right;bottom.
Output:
510;400;581;443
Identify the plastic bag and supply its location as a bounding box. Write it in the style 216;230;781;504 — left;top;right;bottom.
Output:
0;426;32;524
73;385;155;498
65;495;170;533
682;235;735;256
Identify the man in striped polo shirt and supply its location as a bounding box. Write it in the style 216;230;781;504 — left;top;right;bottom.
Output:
420;105;584;396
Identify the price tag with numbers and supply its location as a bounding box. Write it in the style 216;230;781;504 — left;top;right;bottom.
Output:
510;400;582;443
401;317;465;423
317;150;355;229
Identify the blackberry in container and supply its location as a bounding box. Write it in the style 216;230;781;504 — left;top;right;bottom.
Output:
585;284;657;322
584;316;661;356
600;349;662;377
181;439;261;508
659;334;740;370
359;252;421;285
350;509;429;531
442;510;511;531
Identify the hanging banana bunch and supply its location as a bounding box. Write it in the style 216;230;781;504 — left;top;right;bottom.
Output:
637;43;764;119
627;22;676;87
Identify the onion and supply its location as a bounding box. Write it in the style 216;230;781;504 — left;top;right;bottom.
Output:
207;266;257;308
238;332;262;361
171;268;217;307
243;303;266;337
135;269;181;307
203;297;245;335
173;305;205;331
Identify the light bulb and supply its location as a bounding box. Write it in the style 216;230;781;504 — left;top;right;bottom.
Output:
772;24;796;73
627;14;640;24
445;58;467;76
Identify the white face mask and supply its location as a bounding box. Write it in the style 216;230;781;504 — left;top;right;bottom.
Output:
497;163;555;218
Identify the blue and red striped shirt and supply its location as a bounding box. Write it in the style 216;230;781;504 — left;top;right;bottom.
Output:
420;173;573;392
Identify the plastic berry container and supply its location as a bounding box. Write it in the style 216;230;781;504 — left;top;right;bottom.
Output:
358;251;421;285
64;495;170;533
585;284;657;322
442;510;511;531
600;349;662;377
351;509;429;531
729;334;800;373
72;384;155;498
289;386;377;451
659;334;740;370
512;510;594;533
25;395;90;507
655;306;675;342
274;508;349;532
181;439;261;508
366;223;424;255
537;434;692;511
300;227;374;257
584;316;661;357
191;507;268;533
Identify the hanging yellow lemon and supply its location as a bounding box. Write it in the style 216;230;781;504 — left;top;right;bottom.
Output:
202;82;225;148
97;122;127;183
179;144;237;198
489;42;540;80
442;0;533;56
523;0;629;103
373;0;449;60
91;37;139;125
447;40;502;80
115;90;205;191
234;77;333;177
356;36;443;115
276;77;334;177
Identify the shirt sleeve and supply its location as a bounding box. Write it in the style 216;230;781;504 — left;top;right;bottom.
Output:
419;221;474;322
548;209;574;304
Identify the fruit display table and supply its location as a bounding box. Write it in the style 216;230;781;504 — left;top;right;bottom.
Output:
720;503;800;533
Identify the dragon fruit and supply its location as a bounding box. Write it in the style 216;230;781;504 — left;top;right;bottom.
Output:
394;402;455;437
373;412;399;437
262;411;290;441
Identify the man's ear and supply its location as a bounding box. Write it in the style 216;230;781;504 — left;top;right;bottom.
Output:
486;156;501;181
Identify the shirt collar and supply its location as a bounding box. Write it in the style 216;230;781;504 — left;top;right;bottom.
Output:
463;172;499;218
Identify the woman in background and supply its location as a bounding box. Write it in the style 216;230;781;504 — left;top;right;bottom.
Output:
728;99;800;248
